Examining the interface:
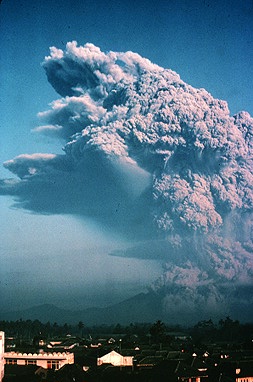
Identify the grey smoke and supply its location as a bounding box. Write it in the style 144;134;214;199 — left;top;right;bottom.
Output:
1;42;253;320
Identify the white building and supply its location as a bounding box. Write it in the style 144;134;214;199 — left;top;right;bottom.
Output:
0;332;4;382
4;351;74;370
97;350;133;367
236;367;253;382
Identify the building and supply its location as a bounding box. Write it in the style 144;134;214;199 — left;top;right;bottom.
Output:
236;363;253;382
4;351;74;370
97;350;133;367
0;332;4;382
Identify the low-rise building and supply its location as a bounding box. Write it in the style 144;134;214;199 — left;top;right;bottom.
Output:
236;363;253;382
0;332;4;382
4;351;74;370
97;350;133;367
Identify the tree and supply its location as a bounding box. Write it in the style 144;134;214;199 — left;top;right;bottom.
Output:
219;316;240;340
77;321;84;337
149;320;166;343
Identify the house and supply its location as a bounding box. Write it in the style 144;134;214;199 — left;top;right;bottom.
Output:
137;356;164;369
47;336;81;350
152;359;208;382
97;350;133;367
4;351;74;370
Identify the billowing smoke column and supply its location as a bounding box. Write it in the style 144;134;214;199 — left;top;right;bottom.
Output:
1;42;253;321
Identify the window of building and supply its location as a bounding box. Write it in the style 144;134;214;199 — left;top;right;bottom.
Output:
47;360;60;370
6;359;17;365
25;359;37;365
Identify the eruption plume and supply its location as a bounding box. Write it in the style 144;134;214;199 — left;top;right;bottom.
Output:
1;42;253;322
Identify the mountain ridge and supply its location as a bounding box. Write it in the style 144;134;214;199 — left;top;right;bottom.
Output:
0;292;164;325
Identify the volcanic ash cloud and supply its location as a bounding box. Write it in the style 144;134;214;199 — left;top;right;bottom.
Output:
1;41;253;321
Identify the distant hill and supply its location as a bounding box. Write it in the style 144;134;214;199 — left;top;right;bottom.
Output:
0;292;164;325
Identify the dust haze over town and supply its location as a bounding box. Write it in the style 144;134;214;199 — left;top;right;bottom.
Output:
0;0;252;325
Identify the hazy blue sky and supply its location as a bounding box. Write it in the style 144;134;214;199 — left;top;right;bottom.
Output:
0;0;252;314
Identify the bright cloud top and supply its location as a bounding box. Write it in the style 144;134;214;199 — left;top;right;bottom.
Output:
1;42;253;319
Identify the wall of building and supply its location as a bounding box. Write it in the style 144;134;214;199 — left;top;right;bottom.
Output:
4;351;74;370
0;332;5;382
97;351;133;367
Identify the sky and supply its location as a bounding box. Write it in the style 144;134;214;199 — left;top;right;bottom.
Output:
0;0;252;321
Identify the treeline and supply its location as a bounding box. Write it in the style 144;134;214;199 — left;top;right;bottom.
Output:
1;320;146;340
0;320;167;340
191;317;253;344
0;317;252;344
0;319;73;340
